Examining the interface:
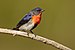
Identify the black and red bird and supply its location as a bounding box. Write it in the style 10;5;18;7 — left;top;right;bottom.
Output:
13;7;44;33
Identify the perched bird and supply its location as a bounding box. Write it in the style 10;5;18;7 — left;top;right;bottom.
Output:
13;7;44;33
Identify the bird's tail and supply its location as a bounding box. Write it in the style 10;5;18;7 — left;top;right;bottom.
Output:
12;28;19;31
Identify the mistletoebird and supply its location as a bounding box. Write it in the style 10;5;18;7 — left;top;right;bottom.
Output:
13;7;44;33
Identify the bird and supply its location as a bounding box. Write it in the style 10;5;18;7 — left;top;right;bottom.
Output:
13;7;44;34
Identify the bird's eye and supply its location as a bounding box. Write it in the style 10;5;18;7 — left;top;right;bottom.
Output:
37;10;41;11
36;9;41;11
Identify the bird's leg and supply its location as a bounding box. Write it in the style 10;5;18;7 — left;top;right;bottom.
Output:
30;30;36;37
30;30;34;34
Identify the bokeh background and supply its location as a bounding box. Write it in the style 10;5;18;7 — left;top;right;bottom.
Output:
0;0;75;50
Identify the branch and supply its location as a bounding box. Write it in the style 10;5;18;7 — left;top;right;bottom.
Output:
0;28;72;50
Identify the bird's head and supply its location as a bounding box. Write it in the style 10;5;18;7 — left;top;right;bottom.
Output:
31;7;44;15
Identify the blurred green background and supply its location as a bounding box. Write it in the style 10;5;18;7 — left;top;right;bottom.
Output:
0;0;75;50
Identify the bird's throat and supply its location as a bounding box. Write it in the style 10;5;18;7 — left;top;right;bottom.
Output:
32;13;42;24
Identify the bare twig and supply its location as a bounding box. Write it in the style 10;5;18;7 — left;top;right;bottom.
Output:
0;28;72;50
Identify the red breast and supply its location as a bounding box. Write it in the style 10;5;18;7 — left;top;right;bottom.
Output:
32;13;42;24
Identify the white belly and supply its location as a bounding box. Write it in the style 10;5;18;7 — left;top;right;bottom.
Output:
19;20;34;31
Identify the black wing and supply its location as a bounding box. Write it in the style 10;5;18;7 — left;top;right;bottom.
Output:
16;13;32;28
